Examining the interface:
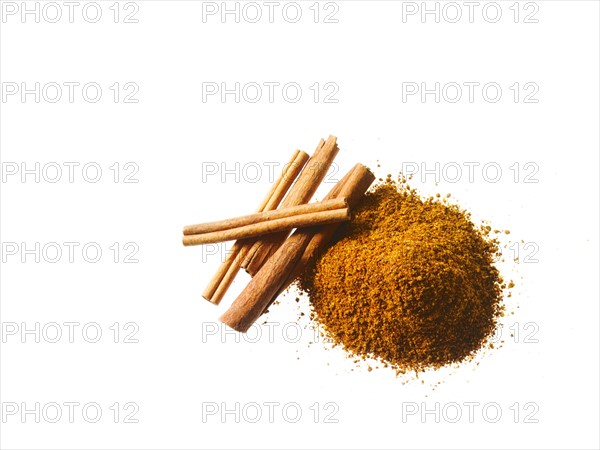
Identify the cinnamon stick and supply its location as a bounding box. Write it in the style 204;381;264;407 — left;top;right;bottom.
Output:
202;149;309;304
241;136;339;276
183;198;347;236
220;164;374;332
208;240;251;304
182;203;350;246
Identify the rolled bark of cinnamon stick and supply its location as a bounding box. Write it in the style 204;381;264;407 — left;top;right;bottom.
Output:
182;206;350;246
261;150;311;211
242;136;339;276
208;240;251;304
183;198;347;236
202;149;309;304
220;164;374;333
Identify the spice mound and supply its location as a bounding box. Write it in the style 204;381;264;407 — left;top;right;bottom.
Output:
299;178;506;372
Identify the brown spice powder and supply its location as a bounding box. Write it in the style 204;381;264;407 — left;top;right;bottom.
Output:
298;176;507;373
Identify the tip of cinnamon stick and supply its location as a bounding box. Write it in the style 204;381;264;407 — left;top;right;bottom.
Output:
219;310;250;333
201;294;219;305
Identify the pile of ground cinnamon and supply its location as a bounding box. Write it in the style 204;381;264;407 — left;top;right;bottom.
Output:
298;175;508;373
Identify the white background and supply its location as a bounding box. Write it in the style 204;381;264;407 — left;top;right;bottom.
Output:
1;1;599;449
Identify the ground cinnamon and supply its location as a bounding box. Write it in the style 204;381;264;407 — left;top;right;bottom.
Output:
298;175;509;373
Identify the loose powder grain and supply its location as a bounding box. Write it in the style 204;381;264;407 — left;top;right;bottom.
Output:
298;176;508;373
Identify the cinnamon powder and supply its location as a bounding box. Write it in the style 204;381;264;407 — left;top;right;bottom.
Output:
298;175;508;373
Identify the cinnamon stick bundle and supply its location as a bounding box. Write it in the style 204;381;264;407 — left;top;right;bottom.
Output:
220;164;375;332
202;149;309;304
241;136;340;276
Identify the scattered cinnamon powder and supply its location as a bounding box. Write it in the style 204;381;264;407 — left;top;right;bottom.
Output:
298;175;508;373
